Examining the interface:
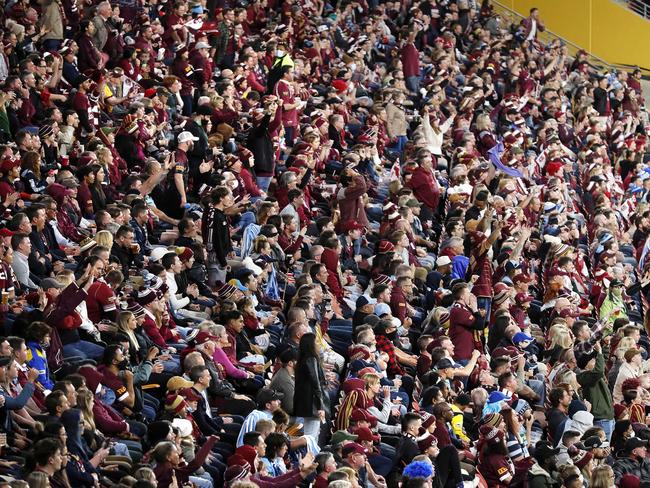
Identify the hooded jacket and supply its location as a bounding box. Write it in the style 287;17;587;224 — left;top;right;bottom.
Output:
576;352;614;420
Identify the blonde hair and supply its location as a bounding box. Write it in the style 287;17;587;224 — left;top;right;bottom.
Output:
548;325;574;350
76;387;96;431
134;467;156;483
95;230;114;249
363;373;381;388
56;270;75;287
253;236;270;253
255;418;276;435
117;311;139;352
96;146;112;165
336;467;357;482
590;465;614;488
475;113;492;132
616;337;637;360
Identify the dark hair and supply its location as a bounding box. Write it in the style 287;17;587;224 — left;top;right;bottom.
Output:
25;321;52;343
297;333;319;363
264;432;289;459
401;412;422;432
221;310;243;324
210;186;230;205
33;438;62;467
161;252;178;270
287;188;302;202
115;225;134;240
178;218;194;235
189;365;208;383
10;232;29;251
242;431;261;446
102;344;123;367
45;390;67;416
549;387;567;408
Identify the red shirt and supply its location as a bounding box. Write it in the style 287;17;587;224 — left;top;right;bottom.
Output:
401;43;420;78
449;302;482;361
274;79;298;127
85;280;117;323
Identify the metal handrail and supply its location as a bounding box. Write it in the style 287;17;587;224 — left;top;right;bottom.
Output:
489;0;615;72
623;0;650;20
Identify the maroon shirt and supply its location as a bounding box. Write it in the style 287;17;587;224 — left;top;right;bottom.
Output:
401;43;419;78
449;302;482;361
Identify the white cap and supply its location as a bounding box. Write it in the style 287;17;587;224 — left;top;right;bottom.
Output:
374;302;391;316
436;256;452;267
177;131;199;144
149;247;171;262
172;419;193;438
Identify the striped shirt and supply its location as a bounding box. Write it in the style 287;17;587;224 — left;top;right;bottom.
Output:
236;409;272;447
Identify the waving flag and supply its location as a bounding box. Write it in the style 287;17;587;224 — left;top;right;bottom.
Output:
487;141;524;178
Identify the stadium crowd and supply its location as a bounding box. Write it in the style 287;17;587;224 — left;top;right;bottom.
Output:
0;0;648;487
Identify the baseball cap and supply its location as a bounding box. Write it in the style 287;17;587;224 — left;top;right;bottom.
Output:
350;409;377;425
487;391;509;404
341;442;368;457
436;358;454;370
0;228;13;238
625;437;648;452
0;158;19;173
513;273;533;284
340;220;365;233
559;308;580;318
356;295;377;308
256;388;284;406
436;256;452;267
178;387;201;402
353;426;380;443
576;435;608;451
514;292;534;304
177;131;200;143
533;441;560;463
331;430;358;445
166;376;194;392
512;332;533;344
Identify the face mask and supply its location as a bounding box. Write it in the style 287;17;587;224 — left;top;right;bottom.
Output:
350;63;356;71
186;406;195;413
276;50;285;57
40;342;49;349
387;330;398;341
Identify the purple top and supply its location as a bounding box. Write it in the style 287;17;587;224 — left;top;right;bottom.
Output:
213;347;248;380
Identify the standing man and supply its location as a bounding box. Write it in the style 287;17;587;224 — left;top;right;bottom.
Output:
166;131;198;220
204;186;233;287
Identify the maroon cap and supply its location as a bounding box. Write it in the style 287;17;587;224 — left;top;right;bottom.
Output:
194;331;217;345
513;273;533;284
378;241;395;253
178;387;201;402
353;426;380;443
515;292;534;304
417;433;438;451
341;442;368;457
559;308;580;318
350;409;378;426
340;220;365;233
0;228;13;237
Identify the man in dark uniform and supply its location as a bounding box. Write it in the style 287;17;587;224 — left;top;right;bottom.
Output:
203;186;234;287
164;131;197;220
